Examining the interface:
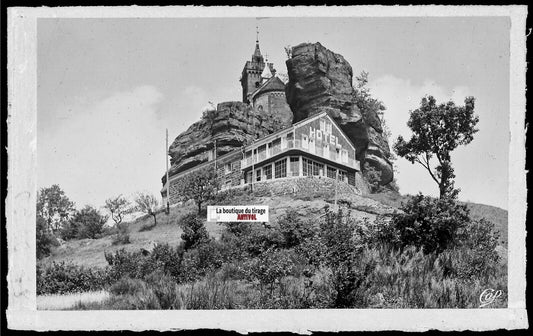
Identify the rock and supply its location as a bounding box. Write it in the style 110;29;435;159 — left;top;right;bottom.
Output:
163;101;291;183
285;42;393;184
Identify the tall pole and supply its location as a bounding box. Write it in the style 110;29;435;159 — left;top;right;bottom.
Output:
334;169;338;211
214;139;217;172
165;128;170;215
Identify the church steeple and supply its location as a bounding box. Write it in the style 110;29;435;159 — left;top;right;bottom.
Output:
252;25;263;63
240;26;274;103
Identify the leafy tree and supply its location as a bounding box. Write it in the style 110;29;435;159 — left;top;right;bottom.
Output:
134;193;160;226
68;205;108;239
353;71;396;187
104;195;131;225
37;185;75;234
277;209;313;248
36;214;59;259
179;213;210;250
394;96;478;199
362;162;382;193
176;168;219;214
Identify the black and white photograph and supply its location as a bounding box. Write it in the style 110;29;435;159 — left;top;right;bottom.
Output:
5;5;528;332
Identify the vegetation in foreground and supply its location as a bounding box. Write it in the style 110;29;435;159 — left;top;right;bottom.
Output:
37;190;507;310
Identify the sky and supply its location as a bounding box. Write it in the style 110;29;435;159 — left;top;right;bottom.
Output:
37;16;510;210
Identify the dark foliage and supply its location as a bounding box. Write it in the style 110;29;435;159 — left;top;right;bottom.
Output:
36;215;59;260
37;261;110;295
376;194;471;254
179;213;210;250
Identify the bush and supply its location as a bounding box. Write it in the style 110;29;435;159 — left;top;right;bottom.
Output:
36;215;59;259
104;244;184;283
277;209;313;248
377;194;471;253
246;248;296;293
37;261;110;295
179;213;210;250
108;272;184;310
180;240;231;282
112;222;130;245
63;206;108;240
363;162;382;193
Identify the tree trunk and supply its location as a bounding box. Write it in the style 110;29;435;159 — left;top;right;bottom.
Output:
198;202;202;214
152;213;157;226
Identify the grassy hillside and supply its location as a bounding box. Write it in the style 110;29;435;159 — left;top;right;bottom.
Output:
40;192;397;268
41;190;507;269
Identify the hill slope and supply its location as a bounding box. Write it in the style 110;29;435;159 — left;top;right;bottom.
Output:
41;191;507;269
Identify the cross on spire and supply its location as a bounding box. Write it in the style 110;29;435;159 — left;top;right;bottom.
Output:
256;25;259;43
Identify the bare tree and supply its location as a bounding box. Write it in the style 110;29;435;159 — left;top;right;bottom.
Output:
134;193;160;226
104;195;131;225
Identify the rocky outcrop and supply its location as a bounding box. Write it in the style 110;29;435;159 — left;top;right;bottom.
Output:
163;101;290;184
285;42;393;184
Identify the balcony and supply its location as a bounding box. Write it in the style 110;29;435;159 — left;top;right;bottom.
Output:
241;139;360;171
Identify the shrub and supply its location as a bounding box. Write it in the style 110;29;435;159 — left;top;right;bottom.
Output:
64;206;108;240
363;162;382;193
378;194;471;254
36;215;59;259
220;221;283;258
246;247;296;294
180;240;230;282
104;244;184;283
112;222;130;245
277;209;313;248
37;261;110;295
179;213;210;250
109;277;147;296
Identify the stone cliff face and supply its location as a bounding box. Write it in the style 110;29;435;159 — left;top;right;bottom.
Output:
285;42;393;184
163;101;290;184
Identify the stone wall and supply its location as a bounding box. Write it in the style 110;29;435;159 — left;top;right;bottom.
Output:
251;175;362;198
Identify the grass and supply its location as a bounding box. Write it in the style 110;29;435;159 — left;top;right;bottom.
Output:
37;290;110;310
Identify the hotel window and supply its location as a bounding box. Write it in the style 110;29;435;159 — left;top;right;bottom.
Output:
320;119;326;132
275;159;287;178
258;145;266;159
338;170;347;181
312;161;324;176
327;166;337;179
290;157;299;176
341;149;348;163
302;158;312;176
326;122;332;134
263;165;272;180
245;171;252;184
225;163;232;175
256;169;261;182
302;134;309;149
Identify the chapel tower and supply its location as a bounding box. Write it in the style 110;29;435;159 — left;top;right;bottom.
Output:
240;28;275;103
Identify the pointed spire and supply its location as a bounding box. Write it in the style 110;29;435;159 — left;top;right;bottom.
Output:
253;25;262;59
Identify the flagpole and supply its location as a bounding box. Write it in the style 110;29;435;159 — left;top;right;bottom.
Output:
166;128;170;215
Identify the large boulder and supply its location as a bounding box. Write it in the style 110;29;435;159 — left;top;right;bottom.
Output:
163;101;290;184
285;42;393;184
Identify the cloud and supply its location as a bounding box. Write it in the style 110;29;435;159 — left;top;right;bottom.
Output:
368;75;472;199
38;85;166;208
